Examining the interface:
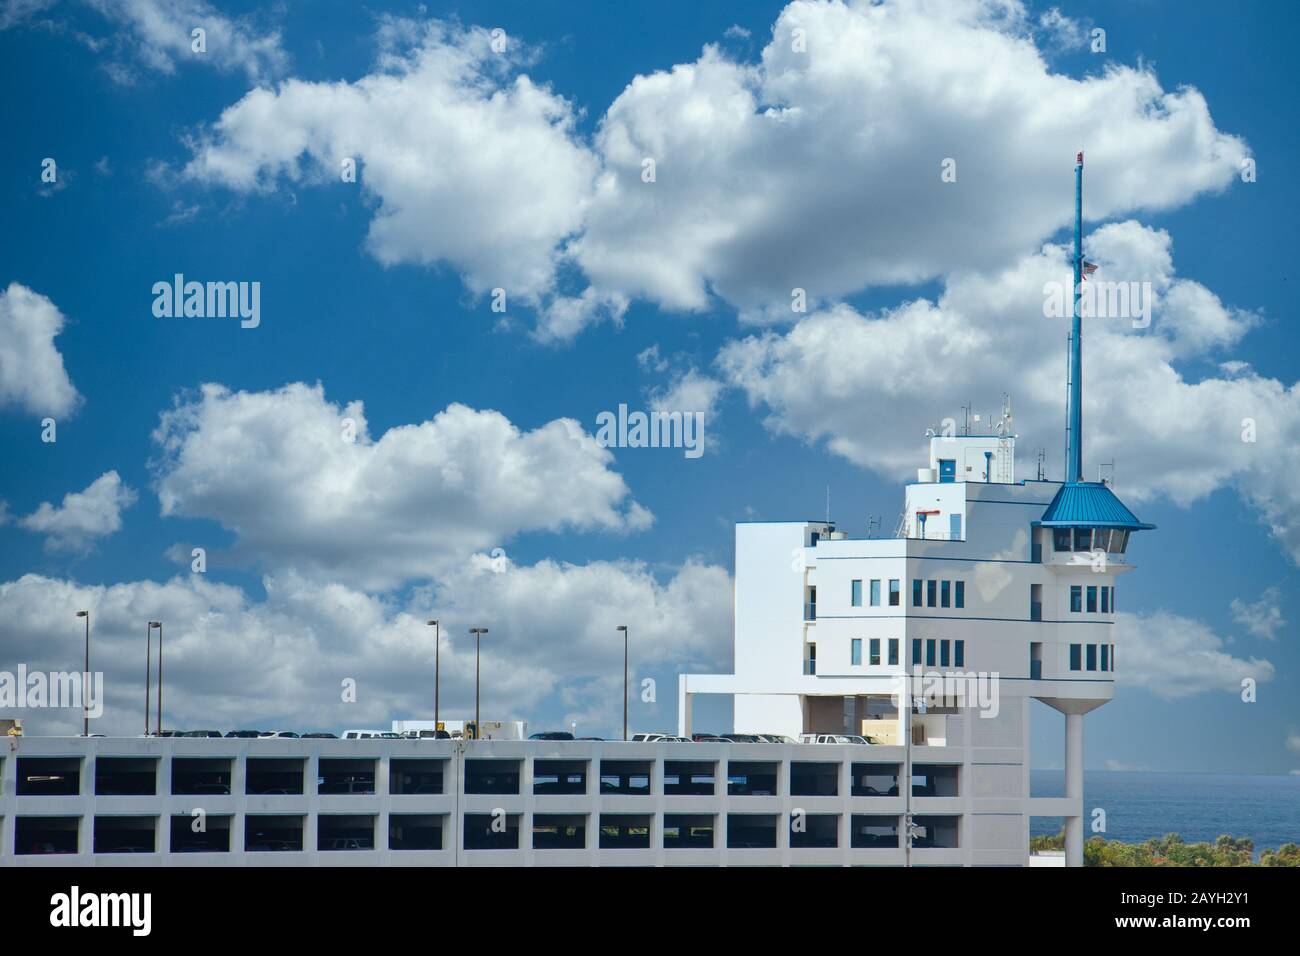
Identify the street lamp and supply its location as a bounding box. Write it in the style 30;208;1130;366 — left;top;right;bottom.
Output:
151;621;163;736
148;622;162;736
616;625;629;741
469;628;488;737
427;619;441;730
75;611;89;736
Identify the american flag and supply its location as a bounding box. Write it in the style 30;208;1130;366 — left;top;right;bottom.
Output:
1081;260;1098;280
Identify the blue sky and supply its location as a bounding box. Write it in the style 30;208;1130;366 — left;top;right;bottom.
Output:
1;0;1297;772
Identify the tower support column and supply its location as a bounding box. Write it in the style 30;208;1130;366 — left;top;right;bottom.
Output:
1065;711;1084;867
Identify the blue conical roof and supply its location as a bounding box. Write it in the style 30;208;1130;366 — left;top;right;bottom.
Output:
1036;482;1155;530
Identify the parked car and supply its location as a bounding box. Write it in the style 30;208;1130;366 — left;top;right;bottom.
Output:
720;733;763;743
576;736;604;740
757;734;797;744
258;731;300;738
633;732;688;742
181;730;223;738
528;731;575;740
300;732;338;739
224;730;264;738
692;735;728;743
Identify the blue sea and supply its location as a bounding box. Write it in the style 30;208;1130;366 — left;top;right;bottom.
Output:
1029;771;1300;852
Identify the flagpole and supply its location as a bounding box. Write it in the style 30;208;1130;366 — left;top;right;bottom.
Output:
1066;151;1084;484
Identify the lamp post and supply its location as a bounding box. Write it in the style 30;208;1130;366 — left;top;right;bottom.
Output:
427;619;441;730
469;628;488;737
148;622;161;736
153;621;163;736
616;625;629;741
75;611;89;736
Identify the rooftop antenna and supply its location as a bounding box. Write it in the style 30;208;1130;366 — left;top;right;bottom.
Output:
1065;150;1086;483
825;485;831;526
1036;447;1046;481
867;515;881;538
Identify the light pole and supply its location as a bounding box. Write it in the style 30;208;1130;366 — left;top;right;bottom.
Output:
75;611;89;736
616;625;629;741
148;622;161;736
154;621;163;736
427;619;440;730
469;628;488;737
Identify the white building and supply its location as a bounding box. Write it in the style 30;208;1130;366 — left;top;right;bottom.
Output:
681;153;1150;866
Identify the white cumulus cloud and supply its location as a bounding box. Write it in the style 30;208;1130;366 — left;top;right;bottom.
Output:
150;381;652;590
0;283;81;418
1114;610;1275;699
19;470;137;552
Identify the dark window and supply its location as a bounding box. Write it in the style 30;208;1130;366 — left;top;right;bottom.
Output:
463;813;519;850
954;581;965;608
926;639;936;667
850;814;899;848
789;814;839;849
1086;586;1097;613
727;814;777;849
599;814;650;849
600;760;651;795
912;579;922;607
245;815;304;852
663;814;714;849
889;579;900;606
1101;644;1109;671
888;638;899;666
927;580;937;607
664;761;714;796
532;815;585;850
1069;644;1082;671
1070;586;1082;613
941;580;951;608
869;638;881;666
1086;644;1097;671
390;814;442;851
911;638;922;665
940;640;950;667
790;762;838;797
954;640;965;668
727;762;778;796
1053;529;1071;551
93;816;156;854
464;759;520;795
1101;587;1110;613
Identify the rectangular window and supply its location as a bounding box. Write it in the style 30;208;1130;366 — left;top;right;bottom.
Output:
851;580;863;607
911;639;922;666
869;639;881;666
1086;586;1097;613
1101;644;1109;671
870;579;881;607
1069;644;1082;671
1100;586;1109;613
1070;586;1082;613
888;639;899;666
850;639;862;666
940;640;950;667
912;579;922;607
954;581;965;609
1053;529;1071;552
889;580;900;607
927;580;937;607
1111;644;1115;670
1111;586;1116;612
941;580;951;608
1086;644;1097;671
925;640;936;667
954;640;965;667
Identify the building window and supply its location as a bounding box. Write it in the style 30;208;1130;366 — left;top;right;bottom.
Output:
1101;586;1109;613
1110;644;1115;670
870;579;881;607
911;639;922;666
851;580;863;607
1053;528;1071;551
889;579;900;606
912;579;922;607
954;640;965;667
925;640;936;667
1101;644;1109;671
1086;644;1097;671
1111;586;1116;611
1070;585;1082;613
940;580;951;608
1086;586;1097;613
1069;644;1082;671
888;639;899;666
851;639;862;666
869;639;881;666
955;581;965;608
927;580;937;607
940;640;950;667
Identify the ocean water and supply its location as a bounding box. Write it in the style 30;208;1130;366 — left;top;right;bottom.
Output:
1029;770;1300;851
